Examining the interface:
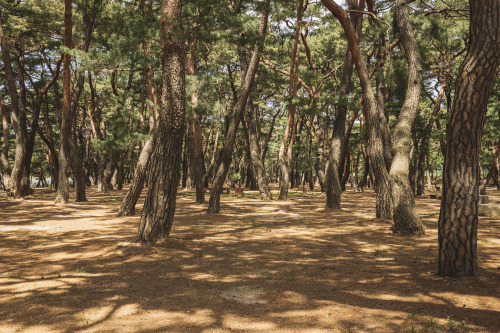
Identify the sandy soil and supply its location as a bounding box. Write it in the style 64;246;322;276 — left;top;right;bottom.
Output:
0;185;499;333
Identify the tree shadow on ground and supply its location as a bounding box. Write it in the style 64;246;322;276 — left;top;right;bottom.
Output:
0;186;499;332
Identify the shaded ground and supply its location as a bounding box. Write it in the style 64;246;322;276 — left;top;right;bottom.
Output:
0;185;499;332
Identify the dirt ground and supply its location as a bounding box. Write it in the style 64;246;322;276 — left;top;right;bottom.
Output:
0;185;499;333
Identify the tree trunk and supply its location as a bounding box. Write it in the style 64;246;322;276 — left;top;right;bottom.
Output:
0;17;28;198
325;12;355;209
438;0;500;277
117;136;154;216
187;38;205;203
480;139;500;195
278;0;304;200
340;149;351;190
207;1;270;213
245;103;271;199
239;35;271;199
137;0;185;243
55;0;73;204
389;0;425;235
314;115;326;192
339;109;359;187
322;0;393;219
0;91;11;185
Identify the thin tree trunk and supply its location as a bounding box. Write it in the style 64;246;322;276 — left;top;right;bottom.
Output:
55;0;73;204
340;149;351;190
0;17;28;198
438;0;500;277
0;91;11;185
389;0;425;235
480;139;500;195
278;0;304;200
245;102;271;200
207;0;270;213
325;11;355;209
314;115;326;192
187;38;205;203
117;136;154;216
322;0;393;219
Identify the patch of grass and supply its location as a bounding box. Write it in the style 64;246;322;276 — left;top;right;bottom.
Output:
75;266;86;274
447;316;468;329
80;316;89;326
422;318;440;332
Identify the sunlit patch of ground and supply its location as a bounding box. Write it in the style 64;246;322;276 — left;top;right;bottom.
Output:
0;185;499;332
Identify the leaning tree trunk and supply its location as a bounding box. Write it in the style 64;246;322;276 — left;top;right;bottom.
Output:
55;0;73;204
389;0;425;235
322;0;392;219
117;136;154;216
239;44;271;200
325;8;355;209
137;0;185;244
207;1;270;213
438;0;500;277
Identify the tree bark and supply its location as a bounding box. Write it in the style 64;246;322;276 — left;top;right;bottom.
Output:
480;139;500;195
322;0;392;219
239;51;271;200
207;0;270;213
314;115;326;192
389;0;425;235
0;16;28;198
325;5;356;209
137;0;185;243
278;0;304;200
55;0;73;204
187;38;205;203
117;136;154;216
438;0;500;277
0;91;11;186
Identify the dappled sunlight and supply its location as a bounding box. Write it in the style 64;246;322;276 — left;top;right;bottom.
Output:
0;186;499;331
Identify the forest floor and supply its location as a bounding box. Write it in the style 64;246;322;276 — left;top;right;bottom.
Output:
0;185;499;333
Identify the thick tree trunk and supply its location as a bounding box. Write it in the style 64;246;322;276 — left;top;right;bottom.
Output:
207;1;270;213
55;0;73;204
137;0;185;243
389;0;425;235
438;0;500;277
322;0;393;219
